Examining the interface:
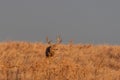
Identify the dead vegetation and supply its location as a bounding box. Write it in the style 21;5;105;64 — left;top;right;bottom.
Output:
0;41;120;80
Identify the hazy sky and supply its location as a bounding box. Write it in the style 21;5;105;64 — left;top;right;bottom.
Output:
0;0;120;44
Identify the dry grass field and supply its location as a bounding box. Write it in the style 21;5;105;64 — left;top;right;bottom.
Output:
0;41;120;80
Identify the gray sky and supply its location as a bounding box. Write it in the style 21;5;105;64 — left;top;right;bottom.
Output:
0;0;120;44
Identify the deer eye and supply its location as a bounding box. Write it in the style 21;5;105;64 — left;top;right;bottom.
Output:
54;48;58;50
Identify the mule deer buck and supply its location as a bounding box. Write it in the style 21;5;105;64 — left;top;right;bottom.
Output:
45;35;62;57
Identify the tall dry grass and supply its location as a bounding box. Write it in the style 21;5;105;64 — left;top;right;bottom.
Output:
0;41;119;80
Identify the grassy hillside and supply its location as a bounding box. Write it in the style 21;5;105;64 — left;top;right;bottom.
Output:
0;41;120;80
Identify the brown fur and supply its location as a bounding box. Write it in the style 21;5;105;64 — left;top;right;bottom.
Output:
45;35;62;57
45;44;58;57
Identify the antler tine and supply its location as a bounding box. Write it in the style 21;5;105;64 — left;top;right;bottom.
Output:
46;36;52;44
56;34;62;44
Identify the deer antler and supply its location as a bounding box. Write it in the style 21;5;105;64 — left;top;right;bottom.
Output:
56;34;62;44
46;36;52;44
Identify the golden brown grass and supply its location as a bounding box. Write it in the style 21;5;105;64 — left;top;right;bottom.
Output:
0;41;120;80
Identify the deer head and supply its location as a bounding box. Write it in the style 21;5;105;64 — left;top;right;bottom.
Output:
45;34;62;57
